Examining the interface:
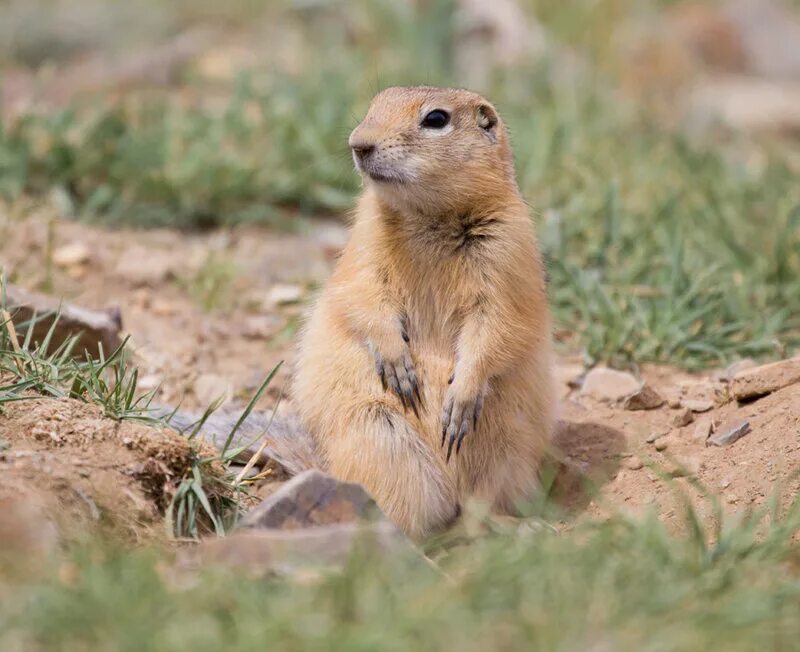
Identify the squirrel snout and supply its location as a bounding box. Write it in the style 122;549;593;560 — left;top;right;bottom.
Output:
350;141;376;161
349;130;376;162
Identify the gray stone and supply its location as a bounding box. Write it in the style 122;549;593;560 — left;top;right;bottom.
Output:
708;420;751;447
240;470;382;530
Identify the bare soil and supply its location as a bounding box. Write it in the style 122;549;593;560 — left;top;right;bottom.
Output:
2;203;799;543
0;396;218;554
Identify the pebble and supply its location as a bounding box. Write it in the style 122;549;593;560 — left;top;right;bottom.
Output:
673;408;694;427
625;456;644;470
655;438;669;451
681;399;714;413
646;429;669;444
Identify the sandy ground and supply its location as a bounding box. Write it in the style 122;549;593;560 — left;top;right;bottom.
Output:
2;203;799;543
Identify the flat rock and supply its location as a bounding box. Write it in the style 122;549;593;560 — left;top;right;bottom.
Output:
240;470;382;530
708;420;751;447
623;384;665;410
730;357;800;400
681;399;714;413
3;283;122;358
580;367;641;402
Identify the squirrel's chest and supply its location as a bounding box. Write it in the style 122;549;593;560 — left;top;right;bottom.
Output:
399;265;476;351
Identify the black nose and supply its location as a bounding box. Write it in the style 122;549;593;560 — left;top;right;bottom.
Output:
351;143;375;160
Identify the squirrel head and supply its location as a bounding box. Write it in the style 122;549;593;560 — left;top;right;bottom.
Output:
349;86;517;216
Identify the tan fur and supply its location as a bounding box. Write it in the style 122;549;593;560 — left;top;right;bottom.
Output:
293;86;555;540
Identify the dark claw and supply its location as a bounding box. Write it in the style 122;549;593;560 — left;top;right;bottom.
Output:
404;357;423;410
403;383;419;418
441;398;454;447
412;380;422;407
456;420;469;454
446;429;457;462
387;369;405;409
473;393;484;428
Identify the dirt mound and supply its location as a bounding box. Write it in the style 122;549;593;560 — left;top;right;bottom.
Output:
554;362;800;531
0;397;215;548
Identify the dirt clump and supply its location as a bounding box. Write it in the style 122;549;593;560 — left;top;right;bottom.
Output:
0;396;216;545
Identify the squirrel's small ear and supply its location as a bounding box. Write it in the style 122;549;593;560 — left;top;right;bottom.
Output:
476;104;498;143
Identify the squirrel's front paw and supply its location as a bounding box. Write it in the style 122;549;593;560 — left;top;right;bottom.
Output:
369;340;422;417
441;378;486;462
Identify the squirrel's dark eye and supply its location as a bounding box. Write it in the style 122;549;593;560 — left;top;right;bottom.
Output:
421;109;450;129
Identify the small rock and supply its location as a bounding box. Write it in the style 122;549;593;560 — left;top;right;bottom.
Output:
708;420;751;447
692;417;713;443
580;367;641;402
625;456;644;470
646;429;670;444
720;479;731;489
240;470;382;530
265;283;304;308
623;384;665;411
673;408;694;427
655;438;669;451
730;356;800;401
681;399;714;413
52;241;90;268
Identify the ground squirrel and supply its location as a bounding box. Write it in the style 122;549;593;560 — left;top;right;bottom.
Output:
293;86;556;539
